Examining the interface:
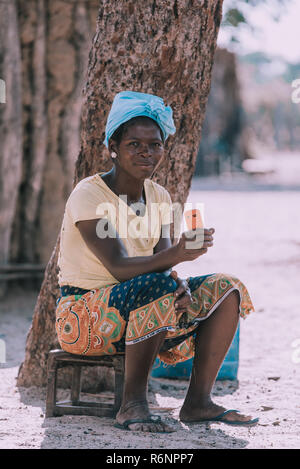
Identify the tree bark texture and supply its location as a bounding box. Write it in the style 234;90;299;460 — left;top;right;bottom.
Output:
17;0;224;389
0;0;23;293
75;0;224;199
10;0;99;266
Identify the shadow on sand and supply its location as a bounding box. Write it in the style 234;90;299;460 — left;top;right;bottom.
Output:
17;375;249;449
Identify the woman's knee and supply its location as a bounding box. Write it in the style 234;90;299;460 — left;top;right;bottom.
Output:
207;272;243;289
227;289;241;306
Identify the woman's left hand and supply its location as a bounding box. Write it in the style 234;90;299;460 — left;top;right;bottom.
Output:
170;271;192;314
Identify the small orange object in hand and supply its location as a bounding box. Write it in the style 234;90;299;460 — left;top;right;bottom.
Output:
184;209;204;231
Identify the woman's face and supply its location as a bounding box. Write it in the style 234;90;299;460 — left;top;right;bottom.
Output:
109;120;165;179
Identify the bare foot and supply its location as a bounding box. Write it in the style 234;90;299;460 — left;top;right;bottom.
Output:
116;400;175;433
179;401;257;425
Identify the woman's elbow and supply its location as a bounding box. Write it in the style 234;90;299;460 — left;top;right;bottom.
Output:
105;260;129;283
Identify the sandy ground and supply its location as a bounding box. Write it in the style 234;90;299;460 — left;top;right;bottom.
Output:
1;154;300;449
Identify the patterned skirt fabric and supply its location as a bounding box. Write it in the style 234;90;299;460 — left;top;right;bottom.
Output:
55;272;255;365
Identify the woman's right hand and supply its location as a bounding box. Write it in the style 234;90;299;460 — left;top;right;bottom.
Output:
174;227;215;263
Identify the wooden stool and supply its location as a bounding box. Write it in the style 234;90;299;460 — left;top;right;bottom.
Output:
46;349;125;418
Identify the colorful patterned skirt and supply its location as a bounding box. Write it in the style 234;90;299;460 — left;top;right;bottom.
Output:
55;272;255;365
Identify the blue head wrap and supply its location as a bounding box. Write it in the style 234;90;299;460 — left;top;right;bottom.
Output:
103;91;176;148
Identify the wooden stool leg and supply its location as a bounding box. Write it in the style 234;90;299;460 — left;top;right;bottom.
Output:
71;365;81;405
46;353;58;417
114;370;124;413
113;357;124;414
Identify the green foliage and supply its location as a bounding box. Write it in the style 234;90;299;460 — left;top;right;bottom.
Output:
222;0;290;31
223;8;247;27
283;63;300;82
238;51;272;65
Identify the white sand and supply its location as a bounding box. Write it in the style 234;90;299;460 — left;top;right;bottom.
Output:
1;161;300;449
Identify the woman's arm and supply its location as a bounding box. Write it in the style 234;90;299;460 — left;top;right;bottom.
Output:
76;218;178;282
154;225;192;312
153;224;173;275
76;218;214;283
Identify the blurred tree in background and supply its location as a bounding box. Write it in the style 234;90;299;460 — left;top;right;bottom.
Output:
195;0;300;177
222;0;290;43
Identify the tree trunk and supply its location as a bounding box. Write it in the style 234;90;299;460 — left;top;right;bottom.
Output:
0;0;23;295
17;0;224;388
10;0;99;267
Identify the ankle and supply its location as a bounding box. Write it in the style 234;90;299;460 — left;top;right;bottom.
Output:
120;398;148;413
182;393;213;410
